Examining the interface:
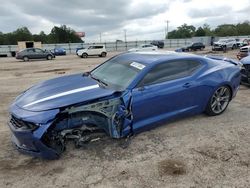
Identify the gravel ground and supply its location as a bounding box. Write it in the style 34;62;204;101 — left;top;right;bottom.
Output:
0;49;249;188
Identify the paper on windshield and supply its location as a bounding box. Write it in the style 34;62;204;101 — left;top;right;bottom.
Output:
130;62;145;70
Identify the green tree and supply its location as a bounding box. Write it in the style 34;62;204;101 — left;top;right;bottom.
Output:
168;24;196;38
195;27;206;36
203;24;213;36
214;24;238;36
13;27;33;42
236;21;250;36
49;25;82;43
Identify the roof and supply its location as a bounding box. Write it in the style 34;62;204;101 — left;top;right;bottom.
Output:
116;51;199;65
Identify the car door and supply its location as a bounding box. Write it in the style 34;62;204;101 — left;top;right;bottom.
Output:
131;60;203;131
34;48;45;59
87;46;95;55
26;48;36;59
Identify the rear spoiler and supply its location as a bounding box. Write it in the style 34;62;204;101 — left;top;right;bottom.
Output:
204;55;242;66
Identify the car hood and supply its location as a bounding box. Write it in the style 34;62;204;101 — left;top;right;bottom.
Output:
14;73;116;112
240;56;250;65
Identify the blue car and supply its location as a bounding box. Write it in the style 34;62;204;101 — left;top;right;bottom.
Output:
240;56;250;84
53;48;66;56
8;52;241;159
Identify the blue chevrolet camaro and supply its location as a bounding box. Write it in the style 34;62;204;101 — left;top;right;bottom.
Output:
8;52;241;159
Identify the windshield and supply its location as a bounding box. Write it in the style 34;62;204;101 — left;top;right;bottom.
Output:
91;58;145;90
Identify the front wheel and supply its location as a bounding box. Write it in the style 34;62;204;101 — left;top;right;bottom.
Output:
47;55;53;60
205;86;231;116
81;53;88;58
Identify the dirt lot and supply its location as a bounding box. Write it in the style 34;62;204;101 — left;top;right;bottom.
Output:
0;49;250;188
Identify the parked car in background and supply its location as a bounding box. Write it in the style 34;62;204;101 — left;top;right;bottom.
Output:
150;40;164;48
181;42;205;51
16;48;55;61
52;47;66;56
76;46;85;54
236;45;250;60
212;38;237;51
236;38;250;47
8;51;241;159
240;56;250;84
128;44;158;52
77;45;107;58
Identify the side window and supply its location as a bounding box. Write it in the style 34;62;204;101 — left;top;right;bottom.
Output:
139;60;201;86
35;49;43;53
27;49;34;53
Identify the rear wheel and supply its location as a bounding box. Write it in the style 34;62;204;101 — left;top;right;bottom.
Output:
101;52;107;57
81;53;88;58
205;86;231;116
23;56;29;62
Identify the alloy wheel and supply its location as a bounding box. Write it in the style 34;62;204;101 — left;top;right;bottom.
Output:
210;86;230;114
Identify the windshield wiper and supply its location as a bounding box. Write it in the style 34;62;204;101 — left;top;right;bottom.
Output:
89;73;108;87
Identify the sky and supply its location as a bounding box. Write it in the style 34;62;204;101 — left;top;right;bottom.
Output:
0;0;250;42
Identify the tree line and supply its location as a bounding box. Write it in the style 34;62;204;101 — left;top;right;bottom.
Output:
168;21;250;39
0;25;83;45
1;21;250;45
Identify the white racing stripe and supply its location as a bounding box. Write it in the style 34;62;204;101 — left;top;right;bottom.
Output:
23;84;99;108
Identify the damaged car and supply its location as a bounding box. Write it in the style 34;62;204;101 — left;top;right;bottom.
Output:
240;55;250;85
8;51;241;159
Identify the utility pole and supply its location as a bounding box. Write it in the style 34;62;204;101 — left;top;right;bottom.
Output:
124;29;127;50
124;29;127;42
99;33;102;43
165;20;170;39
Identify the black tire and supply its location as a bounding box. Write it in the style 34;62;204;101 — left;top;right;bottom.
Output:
205;86;231;116
47;55;53;60
232;45;236;50
23;56;29;62
81;53;88;58
101;52;107;57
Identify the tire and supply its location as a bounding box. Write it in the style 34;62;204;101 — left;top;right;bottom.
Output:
232;45;236;50
201;47;204;51
47;55;53;60
101;52;107;57
23;56;29;62
205;86;231;116
81;53;88;58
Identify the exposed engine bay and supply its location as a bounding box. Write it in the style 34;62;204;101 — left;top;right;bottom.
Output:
41;92;133;155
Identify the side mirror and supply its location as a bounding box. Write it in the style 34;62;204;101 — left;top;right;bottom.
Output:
82;72;90;77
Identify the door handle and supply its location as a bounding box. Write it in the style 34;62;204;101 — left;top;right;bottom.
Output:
183;82;192;88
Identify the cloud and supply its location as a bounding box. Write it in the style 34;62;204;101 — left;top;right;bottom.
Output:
0;0;249;41
187;6;232;18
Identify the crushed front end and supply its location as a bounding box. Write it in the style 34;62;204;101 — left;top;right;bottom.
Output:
8;91;133;159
